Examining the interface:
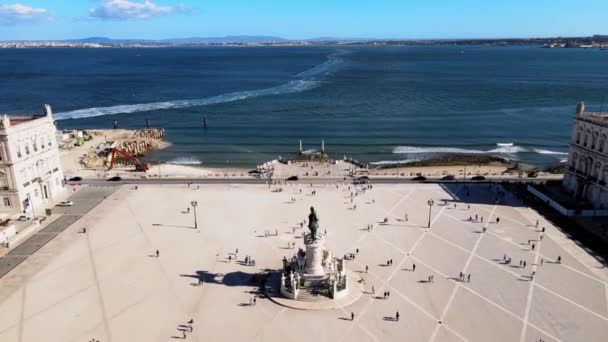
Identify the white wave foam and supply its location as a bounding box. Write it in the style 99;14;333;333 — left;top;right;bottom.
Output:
392;146;486;154
55;54;343;120
393;144;564;156
488;145;528;154
532;149;568;155
167;157;203;165
370;159;416;165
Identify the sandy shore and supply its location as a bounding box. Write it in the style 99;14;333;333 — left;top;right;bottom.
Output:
59;129;561;180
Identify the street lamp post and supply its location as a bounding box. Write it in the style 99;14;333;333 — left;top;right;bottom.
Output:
427;199;435;228
191;200;198;229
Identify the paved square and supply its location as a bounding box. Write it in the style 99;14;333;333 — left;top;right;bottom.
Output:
0;182;606;342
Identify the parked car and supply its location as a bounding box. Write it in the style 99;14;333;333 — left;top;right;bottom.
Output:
107;176;122;182
412;175;427;181
441;175;456;181
471;175;486;181
354;176;369;184
57;201;74;207
68;176;82;182
286;175;299;181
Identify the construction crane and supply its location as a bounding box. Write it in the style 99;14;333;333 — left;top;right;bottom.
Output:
107;148;151;172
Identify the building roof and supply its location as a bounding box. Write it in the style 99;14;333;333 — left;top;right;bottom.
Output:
577;112;608;127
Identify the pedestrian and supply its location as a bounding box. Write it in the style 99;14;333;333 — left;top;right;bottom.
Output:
496;217;500;224
387;290;390;297
188;318;194;332
528;239;531;245
531;244;535;251
540;258;544;266
228;255;232;262
481;217;484;223
387;260;390;266
156;250;159;258
535;220;539;228
390;259;393;265
459;271;463;281
540;234;543;241
475;214;478;221
365;265;369;273
467;274;471;282
428;275;432;282
356;248;359;254
383;291;387;299
396;311;400;321
405;214;408;222
412;263;416;272
467;205;471;210
253;297;257;306
372;285;375;294
523;261;526;268
520;260;523;267
542;227;545;233
83;227;87;233
557;256;561;263
351;312;355;321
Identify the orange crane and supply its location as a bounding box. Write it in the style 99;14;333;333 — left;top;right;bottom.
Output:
107;148;151;172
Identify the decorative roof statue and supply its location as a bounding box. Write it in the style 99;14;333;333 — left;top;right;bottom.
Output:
576;101;585;115
308;207;319;241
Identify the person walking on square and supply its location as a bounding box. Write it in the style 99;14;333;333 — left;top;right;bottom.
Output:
156;250;159;258
412;263;416;272
351;312;355;321
531;244;535;251
467;274;471;282
557;255;561;263
396;311;400;321
366;265;369;273
523;261;526;268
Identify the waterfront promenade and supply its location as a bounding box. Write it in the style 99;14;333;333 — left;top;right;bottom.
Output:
0;182;605;341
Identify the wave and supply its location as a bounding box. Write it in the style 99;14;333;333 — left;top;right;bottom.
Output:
55;54;344;120
393;144;568;156
392;146;486;154
532;148;568;155
167;157;203;165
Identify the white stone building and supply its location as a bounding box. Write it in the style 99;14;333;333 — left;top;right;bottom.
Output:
0;105;66;216
562;102;608;209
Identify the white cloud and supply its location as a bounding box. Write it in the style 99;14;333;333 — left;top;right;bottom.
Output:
0;3;51;24
89;0;185;20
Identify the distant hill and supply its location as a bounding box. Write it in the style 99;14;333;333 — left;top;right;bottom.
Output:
63;36;289;44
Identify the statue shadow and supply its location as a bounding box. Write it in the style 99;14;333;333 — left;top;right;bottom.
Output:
180;270;270;289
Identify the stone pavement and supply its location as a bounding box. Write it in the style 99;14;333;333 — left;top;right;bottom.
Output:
0;182;605;342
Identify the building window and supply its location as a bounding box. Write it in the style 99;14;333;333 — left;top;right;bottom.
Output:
3;197;10;207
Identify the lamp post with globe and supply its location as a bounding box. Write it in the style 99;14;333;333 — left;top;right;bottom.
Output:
191;200;198;229
427;199;435;228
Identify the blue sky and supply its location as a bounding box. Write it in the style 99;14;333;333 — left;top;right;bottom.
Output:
0;0;607;40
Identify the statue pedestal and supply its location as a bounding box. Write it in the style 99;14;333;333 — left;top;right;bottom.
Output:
304;235;325;276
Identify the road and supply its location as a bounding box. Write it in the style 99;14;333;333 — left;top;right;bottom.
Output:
0;186;118;279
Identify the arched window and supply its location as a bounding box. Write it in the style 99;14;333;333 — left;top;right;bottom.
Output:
584;130;590;147
592;131;599;149
571;152;578;169
593;162;601;178
600;134;607;153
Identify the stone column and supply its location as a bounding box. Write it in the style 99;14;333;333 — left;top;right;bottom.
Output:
304;235;325;276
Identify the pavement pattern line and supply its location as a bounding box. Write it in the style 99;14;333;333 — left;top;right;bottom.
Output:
519;222;543;342
337;187;431;342
85;229;113;342
428;204;497;342
17;286;26;342
407;255;564;342
352;257;469;342
435;214;608;321
443;212;608;287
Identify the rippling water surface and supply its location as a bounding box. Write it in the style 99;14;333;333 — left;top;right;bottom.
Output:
1;46;607;167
